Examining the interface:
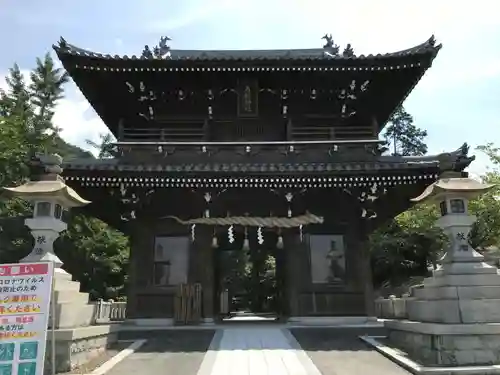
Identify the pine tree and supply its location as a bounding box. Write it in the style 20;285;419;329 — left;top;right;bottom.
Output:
384;106;428;156
86;133;117;159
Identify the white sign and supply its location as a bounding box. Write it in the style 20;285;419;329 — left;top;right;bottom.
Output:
0;262;53;375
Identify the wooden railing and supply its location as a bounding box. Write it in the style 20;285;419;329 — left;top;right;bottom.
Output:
292;125;375;141
123;126;205;141
120;122;376;142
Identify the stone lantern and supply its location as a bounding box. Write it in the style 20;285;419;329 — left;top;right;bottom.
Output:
2;154;90;279
411;171;495;276
385;171;500;366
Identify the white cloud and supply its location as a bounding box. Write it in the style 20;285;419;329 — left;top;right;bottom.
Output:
0;72;107;155
52;92;109;150
3;0;500;171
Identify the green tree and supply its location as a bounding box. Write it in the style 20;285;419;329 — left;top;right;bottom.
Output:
384;106;428;156
370;204;446;289
468;143;500;250
56;214;129;300
372;105;437;289
86;132;117;159
0;56;129;301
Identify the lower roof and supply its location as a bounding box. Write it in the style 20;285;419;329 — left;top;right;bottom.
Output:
61;142;474;177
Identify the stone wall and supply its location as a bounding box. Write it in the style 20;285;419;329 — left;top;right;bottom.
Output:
44;325;119;374
388;329;500;366
374;295;408;319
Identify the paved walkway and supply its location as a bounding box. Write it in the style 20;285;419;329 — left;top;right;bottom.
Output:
106;327;410;375
200;328;321;375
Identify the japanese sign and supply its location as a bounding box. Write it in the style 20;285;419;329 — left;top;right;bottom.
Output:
0;262;53;375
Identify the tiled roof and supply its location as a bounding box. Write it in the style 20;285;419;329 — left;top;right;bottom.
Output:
62;159;439;174
53;36;440;63
61;143;475;175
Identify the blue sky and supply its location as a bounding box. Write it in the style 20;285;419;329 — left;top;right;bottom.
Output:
1;0;499;176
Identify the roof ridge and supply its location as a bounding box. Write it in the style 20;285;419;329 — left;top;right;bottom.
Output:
53;35;441;62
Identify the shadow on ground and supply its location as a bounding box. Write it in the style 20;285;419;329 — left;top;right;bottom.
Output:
290;327;387;351
119;329;216;353
291;327;411;375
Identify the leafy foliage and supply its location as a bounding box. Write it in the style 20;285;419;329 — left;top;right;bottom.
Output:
0;55;128;301
370;138;500;291
384;106;428;156
86;132;117;159
370;204;446;288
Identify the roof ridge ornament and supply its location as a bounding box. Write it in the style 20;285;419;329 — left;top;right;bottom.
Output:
57;37;69;52
322;34;356;58
342;43;355;58
435;143;475;172
322;34;339;55
141;36;172;59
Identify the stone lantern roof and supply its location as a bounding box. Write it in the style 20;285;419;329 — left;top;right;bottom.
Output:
1;153;90;207
411;172;495;203
3;180;90;207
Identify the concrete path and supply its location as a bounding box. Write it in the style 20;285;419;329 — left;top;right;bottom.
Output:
199;328;321;375
106;327;410;375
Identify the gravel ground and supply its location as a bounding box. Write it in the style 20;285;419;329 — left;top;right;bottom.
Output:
290;328;412;375
63;341;132;375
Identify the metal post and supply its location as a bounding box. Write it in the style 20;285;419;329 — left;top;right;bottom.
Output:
51;274;56;375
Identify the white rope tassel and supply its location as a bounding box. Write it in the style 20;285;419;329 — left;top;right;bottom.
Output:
257;226;264;245
228;225;235;244
299;224;303;242
191;224;196;242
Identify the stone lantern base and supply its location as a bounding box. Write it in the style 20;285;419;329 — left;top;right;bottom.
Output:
384;262;500;366
386;320;500;366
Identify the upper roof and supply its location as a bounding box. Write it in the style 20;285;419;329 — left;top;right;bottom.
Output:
53;35;440;63
53;35;441;139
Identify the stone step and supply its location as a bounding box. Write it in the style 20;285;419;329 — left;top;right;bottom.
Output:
407;298;500;323
49;302;96;329
53;290;89;304
414;285;500;300
53;269;73;281
53;278;81;292
424;273;500;287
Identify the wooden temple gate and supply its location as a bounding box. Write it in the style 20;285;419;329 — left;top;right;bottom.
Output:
53;34;473;323
169;213;324;320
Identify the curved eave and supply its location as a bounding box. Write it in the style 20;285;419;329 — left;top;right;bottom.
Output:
53;36;441;65
2;182;91;207
411;179;495;202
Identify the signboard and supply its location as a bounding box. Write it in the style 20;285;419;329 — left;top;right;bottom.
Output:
0;262;53;375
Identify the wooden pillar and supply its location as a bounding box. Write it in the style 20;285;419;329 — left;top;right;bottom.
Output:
355;219;375;316
361;236;375;316
195;226;215;320
125;221;139;318
125;220;154;318
283;228;307;317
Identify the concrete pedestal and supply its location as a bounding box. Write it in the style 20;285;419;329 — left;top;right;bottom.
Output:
44;325;120;374
386;267;500;366
386;320;500;366
46;272;118;373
